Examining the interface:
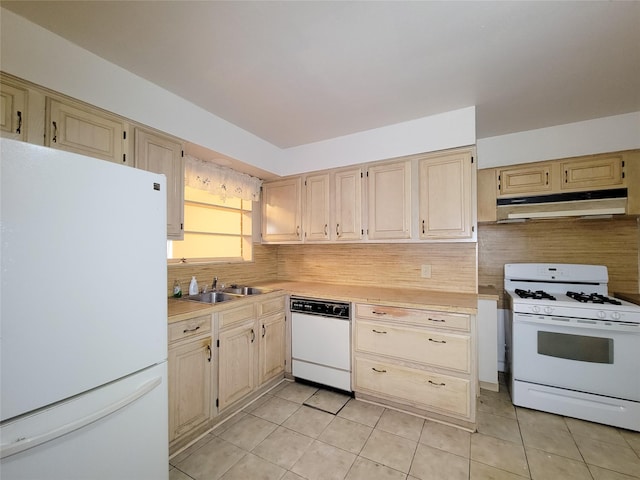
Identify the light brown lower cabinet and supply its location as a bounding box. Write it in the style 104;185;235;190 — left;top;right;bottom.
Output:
168;294;287;455
218;318;256;411
217;294;287;413
168;314;213;445
353;303;476;429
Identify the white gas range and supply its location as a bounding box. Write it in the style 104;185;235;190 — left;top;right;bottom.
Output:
505;263;640;432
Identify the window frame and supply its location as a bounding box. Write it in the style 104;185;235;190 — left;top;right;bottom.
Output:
167;189;256;265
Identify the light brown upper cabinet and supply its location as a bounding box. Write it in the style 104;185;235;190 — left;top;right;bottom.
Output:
304;167;364;242
419;149;475;240
497;163;552;196
45;97;129;165
367;159;412;240
561;156;623;190
0;80;27;142
304;173;331;242
134;127;184;240
334;167;364;241
262;177;303;243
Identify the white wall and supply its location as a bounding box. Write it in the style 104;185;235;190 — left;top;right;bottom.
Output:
278;107;476;176
0;8;282;172
477;112;640;169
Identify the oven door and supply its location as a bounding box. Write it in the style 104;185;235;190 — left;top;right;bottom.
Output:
513;313;640;401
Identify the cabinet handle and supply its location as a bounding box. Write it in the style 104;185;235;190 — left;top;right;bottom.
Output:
207;344;212;362
324;224;328;236
427;317;445;323
336;223;340;237
251;328;255;343
262;324;266;338
428;380;446;387
546;172;549;185
422;219;425;234
52;121;57;143
428;338;447;344
372;329;387;334
183;325;200;334
16;111;22;134
296;226;300;237
371;311;387;316
564;170;568;183
371;367;387;373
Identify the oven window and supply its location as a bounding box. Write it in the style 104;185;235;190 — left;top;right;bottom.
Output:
537;331;613;364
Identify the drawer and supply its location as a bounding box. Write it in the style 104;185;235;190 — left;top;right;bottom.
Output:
169;315;211;343
355;320;470;373
356;304;470;331
219;303;255;329
354;356;470;417
257;295;286;317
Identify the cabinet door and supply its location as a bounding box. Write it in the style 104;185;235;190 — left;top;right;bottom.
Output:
218;320;256;411
355;319;470;373
367;160;412;240
304;173;330;242
135;128;184;239
0;81;27;141
561;156;623;190
259;312;286;385
354;356;470;417
498;164;551;196
419;151;474;239
168;337;212;442
262;177;302;243
45;98;128;165
334;167;363;241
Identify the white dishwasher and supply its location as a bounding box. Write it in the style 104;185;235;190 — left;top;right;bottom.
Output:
290;296;352;392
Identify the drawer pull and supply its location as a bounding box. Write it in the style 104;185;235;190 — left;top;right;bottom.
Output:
428;338;446;344
183;325;201;334
371;367;387;373
427;317;445;323
428;380;446;387
372;329;387;334
372;311;387;316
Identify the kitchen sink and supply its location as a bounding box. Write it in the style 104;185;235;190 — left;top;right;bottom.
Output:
223;285;264;295
182;292;237;304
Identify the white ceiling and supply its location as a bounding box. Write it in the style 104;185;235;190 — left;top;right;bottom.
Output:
2;1;639;149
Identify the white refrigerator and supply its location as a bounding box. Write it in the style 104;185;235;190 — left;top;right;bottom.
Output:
0;139;169;480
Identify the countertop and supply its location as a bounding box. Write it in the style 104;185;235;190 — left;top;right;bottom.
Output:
168;281;480;322
478;285;500;301
615;292;640;306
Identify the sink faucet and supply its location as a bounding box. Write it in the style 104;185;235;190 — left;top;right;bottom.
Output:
212;277;218;291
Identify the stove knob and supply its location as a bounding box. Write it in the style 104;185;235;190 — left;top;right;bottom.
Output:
611;312;621;321
531;305;540;314
544;306;553;314
597;311;606;319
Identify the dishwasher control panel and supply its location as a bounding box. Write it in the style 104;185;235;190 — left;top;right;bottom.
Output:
290;296;350;319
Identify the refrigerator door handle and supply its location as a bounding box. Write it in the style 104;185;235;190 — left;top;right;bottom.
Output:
0;376;162;459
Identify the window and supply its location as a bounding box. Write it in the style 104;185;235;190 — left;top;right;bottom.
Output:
168;186;253;263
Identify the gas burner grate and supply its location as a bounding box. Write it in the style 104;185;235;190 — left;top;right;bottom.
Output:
566;291;622;305
515;289;556;300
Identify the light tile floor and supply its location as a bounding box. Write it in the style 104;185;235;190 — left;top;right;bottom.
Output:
169;380;640;480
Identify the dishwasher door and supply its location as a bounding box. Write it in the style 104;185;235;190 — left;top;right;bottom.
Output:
291;312;351;391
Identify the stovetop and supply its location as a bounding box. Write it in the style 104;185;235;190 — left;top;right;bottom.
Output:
513;288;622;305
505;263;640;324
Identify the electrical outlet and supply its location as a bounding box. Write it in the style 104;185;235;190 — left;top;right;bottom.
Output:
421;264;432;278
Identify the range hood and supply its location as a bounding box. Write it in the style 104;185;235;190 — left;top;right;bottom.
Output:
496;188;627;220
